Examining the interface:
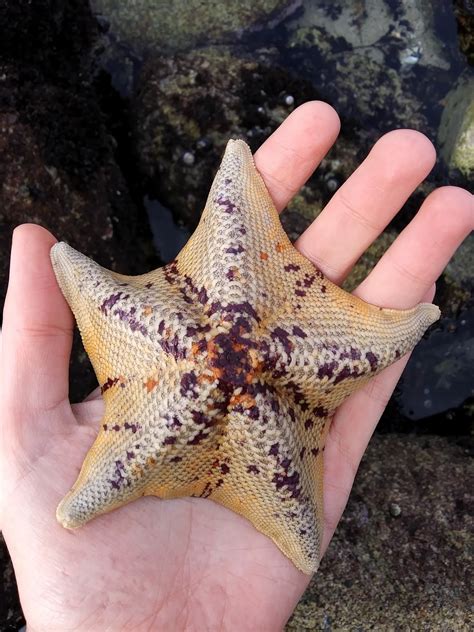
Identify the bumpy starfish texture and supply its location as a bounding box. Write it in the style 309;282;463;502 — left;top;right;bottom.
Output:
51;140;439;574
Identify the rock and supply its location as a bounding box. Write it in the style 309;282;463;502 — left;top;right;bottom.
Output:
90;0;300;54
0;4;153;402
286;0;463;136
287;434;472;630
290;0;456;71
133;47;316;224
439;73;474;176
398;306;474;421
0;534;24;630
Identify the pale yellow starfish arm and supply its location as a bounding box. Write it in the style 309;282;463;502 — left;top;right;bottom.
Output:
177;139;294;314
261;272;440;413
50;242;202;387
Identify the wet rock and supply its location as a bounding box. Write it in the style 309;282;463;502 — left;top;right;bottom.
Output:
287;434;472;630
439;73;474;177
286;0;463;135
290;0;456;71
454;0;474;65
90;0;300;54
343;231;397;292
0;4;153;402
133;47;316;224
398;307;474;421
0;534;24;630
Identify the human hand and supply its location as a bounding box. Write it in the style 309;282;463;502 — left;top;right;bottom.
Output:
1;102;472;631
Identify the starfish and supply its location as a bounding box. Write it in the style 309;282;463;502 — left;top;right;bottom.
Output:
50;140;439;574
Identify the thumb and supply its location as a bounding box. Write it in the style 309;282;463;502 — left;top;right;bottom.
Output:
1;224;74;425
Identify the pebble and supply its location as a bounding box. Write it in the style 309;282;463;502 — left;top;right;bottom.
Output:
182;151;195;166
389;502;402;517
284;94;295;106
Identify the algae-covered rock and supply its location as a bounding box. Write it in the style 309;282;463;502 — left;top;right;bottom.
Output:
287;434;473;630
133;46;316;224
91;0;298;54
0;5;153;403
439;73;474;176
343;231;397;292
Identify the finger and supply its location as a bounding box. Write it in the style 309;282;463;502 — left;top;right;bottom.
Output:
354;186;474;306
2;224;74;417
254;101;340;212
321;186;472;551
295;130;436;284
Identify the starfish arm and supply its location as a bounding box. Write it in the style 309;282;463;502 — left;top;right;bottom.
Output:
50;242;204;387
208;396;326;574
56;359;226;528
262;261;440;413
176;140;295;316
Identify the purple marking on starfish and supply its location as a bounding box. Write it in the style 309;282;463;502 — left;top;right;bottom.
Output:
317;361;338;380
340;347;361;361
192;410;213;427
247;464;259;474
273;470;301;499
187;429;209;445
186;323;211;337
167;416;182;429
159;334;186;360
334;365;361;385
366;351;379;371
225;244;245;255
180;372;198;397
124;422;141;433
284;263;300;272
109;459;128;490
246;406;260;420
208;300;260;322
269;443;280;456
295;289;306;297
198;287;208;305
303;274;316;288
101;292;127;314
221;463;230;474
101;376;119;394
271;327;293;355
292;325;307;338
215;195;238;214
114;306;148;336
163;436;176;445
314;405;329;417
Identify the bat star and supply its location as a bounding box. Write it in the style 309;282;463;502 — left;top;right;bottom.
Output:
51;139;439;573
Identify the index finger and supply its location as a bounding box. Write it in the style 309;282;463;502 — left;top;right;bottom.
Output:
254;101;340;212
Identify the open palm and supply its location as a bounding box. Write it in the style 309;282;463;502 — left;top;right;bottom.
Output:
1;102;472;631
